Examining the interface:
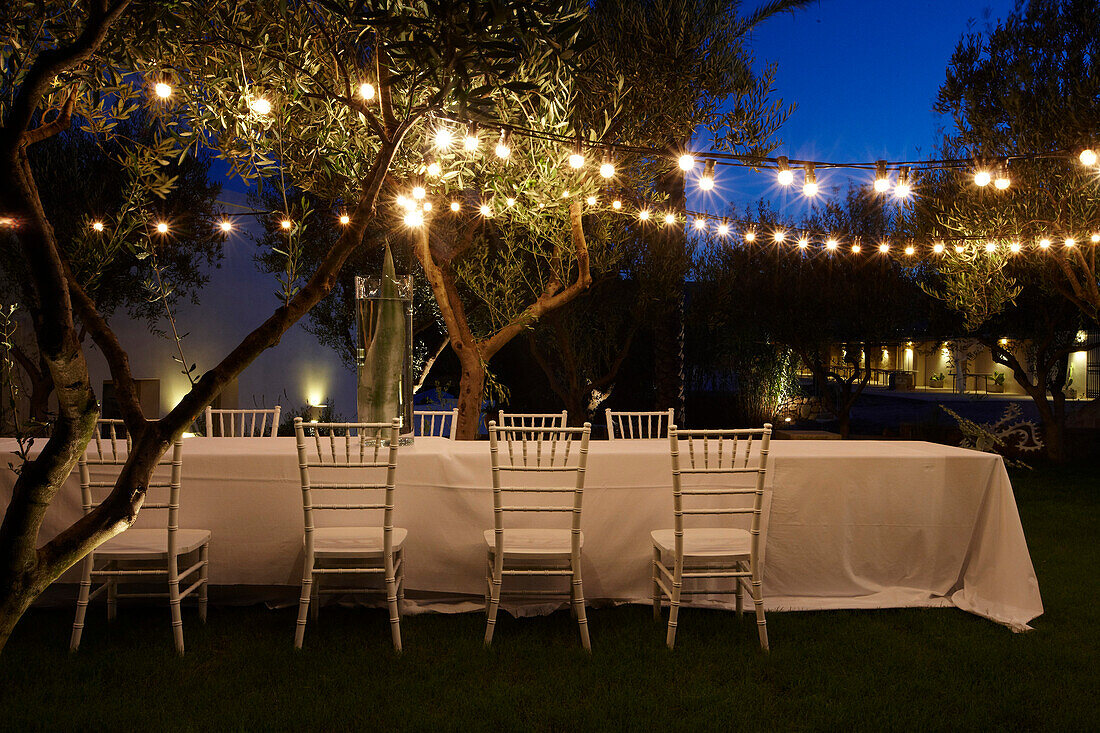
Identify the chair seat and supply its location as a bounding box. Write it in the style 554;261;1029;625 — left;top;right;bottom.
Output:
651;528;751;558
312;526;407;557
483;528;583;556
96;528;211;560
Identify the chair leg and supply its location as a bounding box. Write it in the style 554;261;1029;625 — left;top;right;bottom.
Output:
310;572;320;623
70;555;93;652
752;577;769;651
651;545;662;620
106;561;117;622
199;544;209;623
736;571;744;617
168;567;185;656
572;555;591;652
396;551;405;616
666;570;683;650
385;553;402;654
484;551;504;646
484;559;492;616
294;562;313;649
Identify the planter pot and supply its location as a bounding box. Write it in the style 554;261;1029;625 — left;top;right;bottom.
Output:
929;379;945;389
987;383;1004;393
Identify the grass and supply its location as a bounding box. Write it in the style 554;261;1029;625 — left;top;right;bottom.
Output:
1;461;1097;731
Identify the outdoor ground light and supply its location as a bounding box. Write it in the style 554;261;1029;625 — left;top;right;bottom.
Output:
777;156;793;186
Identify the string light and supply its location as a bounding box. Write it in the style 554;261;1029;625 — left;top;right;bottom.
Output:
693;217;707;231
505;197;516;207
985;242;996;252
974;169;991;187
434;127;453;149
954;244;965;253
716;220;729;236
479;204;492;217
773;230;786;243
1039;238;1051;248
664;212;677;225
249;97;271;115
450;201;461;212
1092;233;1100;243
561;189;570;198
396;194;411;209
154;82;172;99
879;242;890;253
803;164;818;197
874;161;890;193
422;201;433;212
905;245;915;255
412;186;426;200
338;215;350;225
699;159;716;191
156;222;169;234
279;219;292;230
600;150;615;179
1066;237;1076;247
586;195;597;206
895;167;911;198
638;209;650;221
797;236;809;249
463;123;479;151
994;166;1011;190
611;199;622;209
932;242;944;254
1009;241;1021;253
219;220;233;232
851;243;861;253
494;130;511;159
744;231;756;242
426;161;442;177
1080;149;1097;166
777;156;793;186
568;137;585;169
359;82;375;100
403;210;424;227
91;221;105;232
678;154;695;172
826;238;838;250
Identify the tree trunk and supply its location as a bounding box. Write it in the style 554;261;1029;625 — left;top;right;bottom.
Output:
455;359;485;440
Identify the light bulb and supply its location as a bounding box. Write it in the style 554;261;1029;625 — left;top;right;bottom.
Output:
933;242;944;253
826;238;838;250
434;127;453;149
1066;237;1076;247
600;162;615;178
412;186;426;200
422;201;433;212
426;161;441;177
678;154;694;171
985;242;996;252
450;201;461;212
905;245;915;255
403;210;424;227
1009;241;1021;252
358;83;375;100
1080;149;1097;166
395;195;410;209
804;181;819;196
91;221;105;232
1039;238;1051;248
777;156;793;186
479;204;492;217
280;219;292;230
974;170;991;187
851;243;862;253
639;210;650;221
611;199;622;210
803;164;818;196
219;220;233;232
773;230;786;243
693;218;707;231
154;82;172;99
1092;234;1100;243
249;97;271;115
464;136;478;152
664;213;676;225
797;237;809;248
495;131;511;159
994;174;1010;190
699;176;715;191
894;166;912;198
878;242;890;253
955;245;965;253
874;161;889;193
874;177;890;193
699;159;716;191
744;231;756;242
561;189;570;198
586;195;596;206
568;152;585;169
716;222;729;236
505;197;516;207
156;222;169;234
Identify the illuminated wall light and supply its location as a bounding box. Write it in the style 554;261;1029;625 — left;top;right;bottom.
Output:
434;127;453;149
91;221;105;232
1080;149;1097;166
678;154;695;172
873;160;890;193
479;204;492;217
403;210;424;227
463;123;479;151
693;217;707;231
586;195;597;206
279;219;292;230
422;201;433;212
450;201;461;212
743;231;756;242
249;97;272;115
156;221;169;234
773;230;786;243
611;199;622;210
895;167;911;198
1009;241;1021;253
426;161;442;177
638;209;650;221
358;82;375;100
932;242;944;253
154;82;173;98
904;245;915;255
699;159;716;191
494;130;511;159
826;238;838;250
777;156;793;186
974;169;991;187
803;164;818;196
1039;237;1051;248
219;220;233;232
994;165;1011;190
412;186;426;200
664;212;677;225
1066;237;1076;247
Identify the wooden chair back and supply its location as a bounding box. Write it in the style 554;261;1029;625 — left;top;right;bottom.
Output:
413;408;459;439
606;408;675;440
497;410;568;432
204;406;281;437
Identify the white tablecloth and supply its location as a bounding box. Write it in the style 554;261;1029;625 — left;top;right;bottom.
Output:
0;438;1043;629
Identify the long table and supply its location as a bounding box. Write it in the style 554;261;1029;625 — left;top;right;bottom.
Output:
0;437;1043;630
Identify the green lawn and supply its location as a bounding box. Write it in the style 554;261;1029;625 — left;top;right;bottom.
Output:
1;462;1097;731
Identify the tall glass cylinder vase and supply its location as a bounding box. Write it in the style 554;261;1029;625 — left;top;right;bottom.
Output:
356;274;414;444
